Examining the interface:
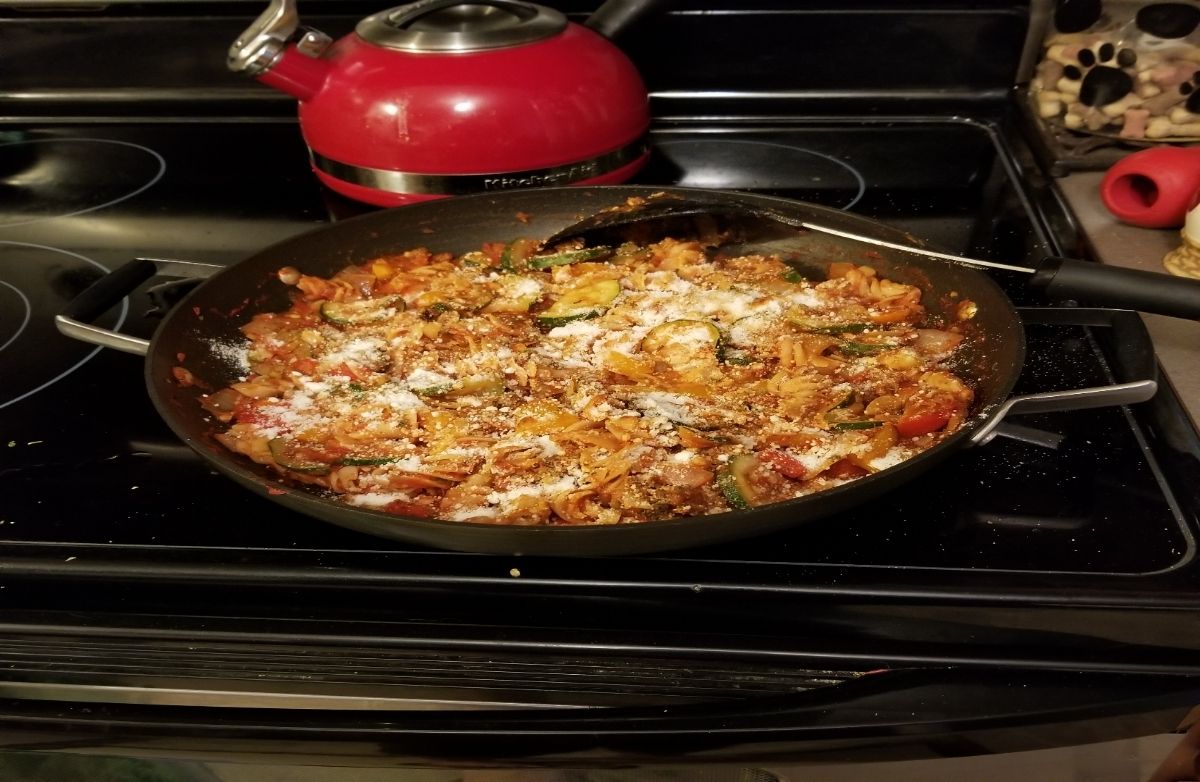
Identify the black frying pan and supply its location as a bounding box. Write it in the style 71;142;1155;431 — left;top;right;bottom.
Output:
57;186;1157;555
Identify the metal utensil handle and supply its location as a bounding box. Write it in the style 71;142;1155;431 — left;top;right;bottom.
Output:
969;307;1158;446
55;258;221;358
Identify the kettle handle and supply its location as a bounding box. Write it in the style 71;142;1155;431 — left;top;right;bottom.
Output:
586;0;678;39
228;0;300;76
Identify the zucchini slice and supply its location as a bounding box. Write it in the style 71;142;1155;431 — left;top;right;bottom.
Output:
412;383;455;397
830;420;883;431
720;347;755;365
483;275;543;314
409;372;504;398
341;455;402;466
319;295;405;327
500;238;540;273
528;246;613;270
268;438;333;475
406;368;456;397
780;258;826;282
716;454;760;510
787;315;870;335
536;279;621;329
838;341;888;356
727;312;775;347
641;319;722;369
725;312;780;364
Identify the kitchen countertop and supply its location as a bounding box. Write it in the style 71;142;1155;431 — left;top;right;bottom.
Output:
1056;172;1199;427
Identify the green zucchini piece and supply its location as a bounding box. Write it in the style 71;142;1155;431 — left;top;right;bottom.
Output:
423;302;455;318
781;258;826;282
483;275;543;314
412;383;455;397
319;295;405;327
720;347;755;365
410;374;504;398
535;313;599;329
499;238;540;273
268;438;333;475
528;246;613;269
830;420;883;431
838;341;888;356
641;319;721;358
341;455;401;466
727;312;775;351
787;315;870;335
716;454;760;510
406;368;456;396
536;279;621;329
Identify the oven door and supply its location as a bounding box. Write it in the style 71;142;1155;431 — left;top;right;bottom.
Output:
0;670;1194;773
0;602;1195;771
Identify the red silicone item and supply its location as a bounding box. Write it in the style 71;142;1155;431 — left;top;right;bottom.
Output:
1100;146;1200;229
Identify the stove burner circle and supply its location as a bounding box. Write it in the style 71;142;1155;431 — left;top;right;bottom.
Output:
0;281;31;354
649;139;867;210
0;242;128;410
0;137;166;229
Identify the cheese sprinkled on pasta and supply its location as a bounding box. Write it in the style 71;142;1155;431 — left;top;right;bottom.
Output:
199;232;975;525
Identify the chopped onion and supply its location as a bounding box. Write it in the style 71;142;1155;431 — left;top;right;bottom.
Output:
913;329;963;355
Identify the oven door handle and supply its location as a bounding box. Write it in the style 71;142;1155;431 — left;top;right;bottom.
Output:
424;668;1199;738
2;668;1197;761
55;257;219;356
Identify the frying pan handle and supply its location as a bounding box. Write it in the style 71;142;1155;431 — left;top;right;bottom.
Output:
1032;257;1200;320
55;257;220;357
969;307;1158;446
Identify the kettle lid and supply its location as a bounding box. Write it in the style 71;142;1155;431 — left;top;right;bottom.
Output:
357;0;567;52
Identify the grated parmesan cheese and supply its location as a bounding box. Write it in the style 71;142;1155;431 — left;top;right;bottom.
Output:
207;229;973;528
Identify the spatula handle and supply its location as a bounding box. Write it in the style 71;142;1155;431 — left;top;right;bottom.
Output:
1032;257;1200;320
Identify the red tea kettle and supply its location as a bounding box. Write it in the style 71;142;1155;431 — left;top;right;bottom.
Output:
228;0;651;206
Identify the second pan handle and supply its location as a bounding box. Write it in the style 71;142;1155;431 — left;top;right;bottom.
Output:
969;307;1158;446
55;258;221;357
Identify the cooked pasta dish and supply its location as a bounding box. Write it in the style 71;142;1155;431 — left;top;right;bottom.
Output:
198;226;976;525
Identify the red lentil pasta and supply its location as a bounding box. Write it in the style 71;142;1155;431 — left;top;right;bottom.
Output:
200;234;977;525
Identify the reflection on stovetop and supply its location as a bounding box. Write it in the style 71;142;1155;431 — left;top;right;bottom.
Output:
0;118;1191;580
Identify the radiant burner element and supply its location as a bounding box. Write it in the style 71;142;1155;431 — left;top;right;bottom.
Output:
649;139;867;209
0;136;164;408
0;242;126;410
0;137;165;228
0;280;31;353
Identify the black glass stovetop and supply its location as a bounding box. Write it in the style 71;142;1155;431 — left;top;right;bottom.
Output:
0;119;1194;583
